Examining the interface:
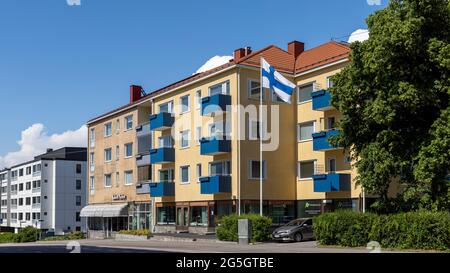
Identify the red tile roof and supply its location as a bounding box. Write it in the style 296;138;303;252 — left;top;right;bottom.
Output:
87;41;350;124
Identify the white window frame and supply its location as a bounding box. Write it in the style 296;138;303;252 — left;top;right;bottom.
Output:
297;121;316;142
326;76;334;88
327;157;337;173
158;168;174;183
124;115;133;131
248;160;267;180
124;170;133;185
104;174;112;188
104;148;112;162
89;153;95;172
158;135;173;148
249;120;267;140
159;101;174;114
180;130;190;149
195;90;202;109
196;163;202;182
104;122;112;137
90;176;95;193
209;81;230;96
180;165;190;184
195;126;202;145
247;79;263;100
179;95;190;114
116;119;120;134
298;160;317;180
116;145;120;160
297;81;316;104
208;160;231;176
90;128;95;147
124;143;133;158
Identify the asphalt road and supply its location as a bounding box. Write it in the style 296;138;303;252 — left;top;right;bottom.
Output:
0;244;169;253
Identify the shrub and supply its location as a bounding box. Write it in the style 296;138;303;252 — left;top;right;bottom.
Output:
42;231;85;241
313;210;450;250
118;229;151;237
216;214;272;243
0;232;17;244
15;226;39;243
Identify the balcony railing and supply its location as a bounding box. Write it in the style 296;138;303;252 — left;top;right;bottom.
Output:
150;147;175;164
136;182;151;195
199;175;231;194
312;129;341;151
311;89;333;111
136;153;151;167
150;112;174;131
201;94;231;116
313;173;351;192
200;137;231;155
149;182;175;197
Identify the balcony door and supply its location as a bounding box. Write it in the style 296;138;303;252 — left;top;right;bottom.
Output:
158;169;174;183
209;161;231;176
158;135;173;148
176;206;189;231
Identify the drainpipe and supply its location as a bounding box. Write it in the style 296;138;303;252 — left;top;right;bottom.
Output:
237;67;241;216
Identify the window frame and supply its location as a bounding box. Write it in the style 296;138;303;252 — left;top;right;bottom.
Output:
297;160;317;180
248;160;267;180
104;122;112;137
124;170;133;185
247;79;263;101
297;121;316;142
179;95;190;114
124;115;133;131
297;81;316;104
180;165;190;184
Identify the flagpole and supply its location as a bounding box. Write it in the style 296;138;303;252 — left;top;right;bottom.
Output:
259;56;263;217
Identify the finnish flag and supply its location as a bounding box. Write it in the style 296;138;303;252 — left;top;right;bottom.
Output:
261;58;296;103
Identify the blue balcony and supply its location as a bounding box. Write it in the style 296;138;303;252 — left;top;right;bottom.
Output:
199;175;231;194
313;173;351;192
149;182;175;197
136;153;150;167
149;112;174;131
136;182;151;194
312;129;341;151
200;137;231;155
311;90;333;111
201;94;231;116
136;122;151;137
149;147;175;164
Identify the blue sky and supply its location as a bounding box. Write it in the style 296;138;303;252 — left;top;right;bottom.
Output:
0;0;387;165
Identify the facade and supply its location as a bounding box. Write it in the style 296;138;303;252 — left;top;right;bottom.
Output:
83;40;394;236
0;147;87;235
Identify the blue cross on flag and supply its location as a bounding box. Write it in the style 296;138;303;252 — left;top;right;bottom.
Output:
261;58;296;103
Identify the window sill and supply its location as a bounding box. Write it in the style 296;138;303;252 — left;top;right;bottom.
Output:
298;139;313;143
180;182;190;185
179;146;190;150
297;100;312;105
298;178;313;181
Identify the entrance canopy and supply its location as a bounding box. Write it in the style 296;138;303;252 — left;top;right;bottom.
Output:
80;204;128;218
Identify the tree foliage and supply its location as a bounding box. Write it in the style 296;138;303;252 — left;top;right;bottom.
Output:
330;0;450;211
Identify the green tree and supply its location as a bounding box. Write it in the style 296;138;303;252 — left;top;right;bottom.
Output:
330;0;450;211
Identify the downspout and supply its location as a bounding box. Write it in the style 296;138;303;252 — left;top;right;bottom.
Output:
237;67;241;215
151;98;157;232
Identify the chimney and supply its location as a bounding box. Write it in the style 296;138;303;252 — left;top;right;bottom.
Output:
46;148;53;153
130;85;143;103
234;46;252;60
288;41;304;59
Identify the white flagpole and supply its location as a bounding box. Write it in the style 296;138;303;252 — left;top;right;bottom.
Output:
259;57;263;217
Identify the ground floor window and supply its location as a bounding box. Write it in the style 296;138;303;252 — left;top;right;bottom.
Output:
190;206;208;226
128;202;152;230
157;206;175;225
217;203;233;219
87;216;128;232
267;203;295;225
297;200;322;218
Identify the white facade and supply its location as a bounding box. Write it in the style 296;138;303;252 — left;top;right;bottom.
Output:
0;169;11;227
0;149;87;235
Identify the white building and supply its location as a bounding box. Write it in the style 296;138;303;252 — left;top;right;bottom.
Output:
0;147;87;235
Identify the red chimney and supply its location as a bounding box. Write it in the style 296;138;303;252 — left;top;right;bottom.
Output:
234;46;252;60
288;41;304;59
130;85;143;103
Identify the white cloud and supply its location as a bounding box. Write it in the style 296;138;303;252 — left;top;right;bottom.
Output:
0;123;87;169
348;29;370;43
195;55;233;74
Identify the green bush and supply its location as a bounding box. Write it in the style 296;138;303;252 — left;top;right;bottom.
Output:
216;214;272;243
118;229;151;237
15;226;39;243
43;231;85;241
313;210;450;250
0;232;17;244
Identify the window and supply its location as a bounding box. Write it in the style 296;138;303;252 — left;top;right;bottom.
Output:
19;183;23;191
248;80;262;100
297;82;315;103
157;206;175;225
248;160;266;179
124;143;133;158
11;199;17;206
104;174;112;187
249;120;266;140
297;121;316;141
19;198;23;206
196;164;202;181
76;164;82;174
190;206;207;227
327;76;334;88
104;122;112;137
18;213;23;221
209;81;230;96
116;119;120;134
32;196;41;204
19;169;23;177
326;117;336;130
158;135;173;148
90;128;95;147
26;197;31;205
158;169;174;183
89;153;95;172
180;130;190;148
125;115;133;130
344;155;352;164
76;180;82;190
116;145;120;160
180;166;190;184
104;148;112;162
124;171;133;185
159;101;173;114
90;176;95;193
209;161;231;176
116;172;120;187
195;127;202;144
195;90;201;109
26;182;31;190
76;196;81;206
298;160;316;179
76;212;81;222
26;213;31;221
328;158;336;173
180;95;190;113
32;180;41;189
26;167;31;175
32;164;41;174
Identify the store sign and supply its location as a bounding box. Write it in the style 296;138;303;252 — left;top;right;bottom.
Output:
112;194;127;201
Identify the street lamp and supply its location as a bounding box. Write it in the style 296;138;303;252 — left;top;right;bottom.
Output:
34;219;44;241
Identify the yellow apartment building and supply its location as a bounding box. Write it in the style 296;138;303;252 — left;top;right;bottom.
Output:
82;40;374;237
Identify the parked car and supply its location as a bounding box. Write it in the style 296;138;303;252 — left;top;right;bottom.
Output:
271;218;313;242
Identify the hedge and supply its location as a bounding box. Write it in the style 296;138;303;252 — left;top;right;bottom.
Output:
0;226;40;244
313;210;450;250
118;229;151;237
43;231;85;241
216;214;272;242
